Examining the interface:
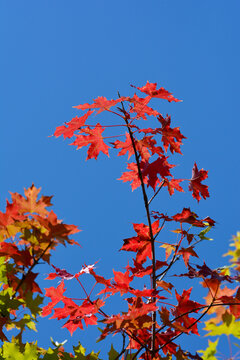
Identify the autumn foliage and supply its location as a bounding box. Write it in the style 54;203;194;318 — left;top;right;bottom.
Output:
0;82;240;359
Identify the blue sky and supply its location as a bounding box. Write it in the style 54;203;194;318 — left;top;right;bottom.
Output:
1;0;240;357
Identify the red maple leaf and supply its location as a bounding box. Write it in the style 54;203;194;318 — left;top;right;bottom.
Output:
120;221;159;264
118;162;148;190
157;280;174;294
173;208;204;227
70;123;110;160
172;288;203;335
0;200;26;229
155;330;178;355
163;179;184;196
132;81;182;102
142;157;174;190
51;298;104;334
54;110;94;139
112;133;135;160
151;211;173;222
189;163;209;201
45;265;75;280
127;259;168;278
42;281;66;317
73;96;126;114
113;133;163;161
129;94;159;120
0;242;32;267
98;269;134;297
112;269;133;295
119;157;174;191
177;247;199;267
89;269;112;288
33;210;80;250
158;114;186;154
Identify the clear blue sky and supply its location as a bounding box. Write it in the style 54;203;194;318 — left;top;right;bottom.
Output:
1;0;240;357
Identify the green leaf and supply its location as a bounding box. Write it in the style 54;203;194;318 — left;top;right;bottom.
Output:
0;258;8;285
198;226;213;241
108;345;119;360
2;341;38;360
0;290;22;318
73;341;86;357
24;293;43;318
86;350;101;360
126;354;137;360
7;314;37;332
204;312;240;338
198;339;218;360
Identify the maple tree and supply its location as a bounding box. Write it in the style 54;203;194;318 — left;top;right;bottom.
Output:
0;81;240;359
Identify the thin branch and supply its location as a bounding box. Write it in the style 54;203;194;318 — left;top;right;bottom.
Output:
148;180;166;205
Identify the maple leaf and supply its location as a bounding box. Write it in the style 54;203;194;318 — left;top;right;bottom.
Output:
118;162;148;191
73;96;126;114
41;281;66;317
157;280;174;294
54;298;104;334
151;211;173;222
127;259;168;278
142;157;174;190
172;288;203;335
54;110;94;139
218;287;240;319
189;163;209;201
160;243;176;261
70;123;110;160
112;269;133;295
10;184;52;216
177;246;199;267
129;94;159;120
0;200;26;229
138;127;161;135
98;269;134;297
172;208;206;227
137;136;164;160
89;269;112;288
121;221;160;265
45;265;75;280
132;81;182;102
129;287;160;298
112;133;134;159
0;242;32;267
163;179;184;196
155;330;178;355
113;133;163;161
119;157;174;191
158;114;186;154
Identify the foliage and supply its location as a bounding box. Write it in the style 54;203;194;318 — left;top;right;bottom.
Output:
0;82;239;359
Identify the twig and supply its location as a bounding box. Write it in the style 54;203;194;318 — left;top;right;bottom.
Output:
148;180;166;205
